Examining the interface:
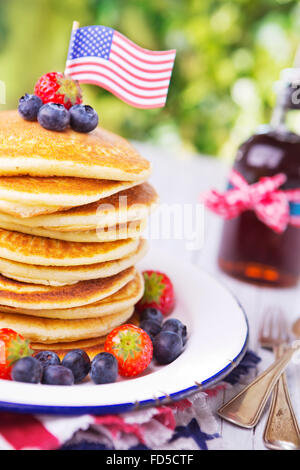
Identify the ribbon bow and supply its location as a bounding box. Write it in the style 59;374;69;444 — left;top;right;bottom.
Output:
202;170;300;233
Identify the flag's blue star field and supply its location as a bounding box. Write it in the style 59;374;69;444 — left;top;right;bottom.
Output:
68;26;114;60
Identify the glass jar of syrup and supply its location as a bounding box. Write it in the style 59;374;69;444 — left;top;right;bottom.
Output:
218;69;300;287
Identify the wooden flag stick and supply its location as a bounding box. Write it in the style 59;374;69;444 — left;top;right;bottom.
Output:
65;20;80;74
72;20;80;32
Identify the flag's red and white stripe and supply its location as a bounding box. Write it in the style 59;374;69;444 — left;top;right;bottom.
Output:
65;31;176;109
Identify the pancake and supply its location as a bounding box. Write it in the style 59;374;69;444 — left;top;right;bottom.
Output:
0;271;144;319
0;199;70;218
0;307;134;343
31;312;140;359
0;239;147;286
0;178;141;218
33;336;107;360
0;176;140;209
0;267;135;309
31;311;140;359
0;111;151;181
0;183;158;231
0;218;146;242
0;228;139;266
33;335;107;351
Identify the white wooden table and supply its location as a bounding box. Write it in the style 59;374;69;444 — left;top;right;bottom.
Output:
135;141;300;450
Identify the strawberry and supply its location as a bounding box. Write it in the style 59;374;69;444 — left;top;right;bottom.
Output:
0;328;33;380
34;72;82;110
136;271;175;316
104;324;153;377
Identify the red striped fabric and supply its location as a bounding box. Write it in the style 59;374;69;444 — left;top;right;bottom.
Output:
0;413;60;450
0;406;177;450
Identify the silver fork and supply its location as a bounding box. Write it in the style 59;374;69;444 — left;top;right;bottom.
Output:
218;310;300;428
260;309;300;450
259;308;289;349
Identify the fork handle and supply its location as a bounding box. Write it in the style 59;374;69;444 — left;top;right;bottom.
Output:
263;346;300;450
218;346;298;428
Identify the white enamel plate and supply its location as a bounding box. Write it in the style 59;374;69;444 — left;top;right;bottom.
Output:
0;248;248;415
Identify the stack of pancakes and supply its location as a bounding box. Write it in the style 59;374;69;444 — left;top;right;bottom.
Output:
0;111;158;358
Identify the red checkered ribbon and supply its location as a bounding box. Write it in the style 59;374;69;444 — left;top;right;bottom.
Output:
202;169;300;233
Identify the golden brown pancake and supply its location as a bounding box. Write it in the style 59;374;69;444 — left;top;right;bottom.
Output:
33;335;107;351
0;176;140;207
33;337;107;360
0;219;147;242
0;200;70;218
0;111;151;181
0;307;134;343
0;183;158;231
0;228;139;266
0;111;154;355
0;271;144;319
0;239;147;286
31;312;140;359
0;178;142;218
0;267;135;309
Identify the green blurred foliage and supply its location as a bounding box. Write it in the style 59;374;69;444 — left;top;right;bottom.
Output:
0;0;300;159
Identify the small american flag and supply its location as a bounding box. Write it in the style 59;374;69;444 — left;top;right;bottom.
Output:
65;25;176;109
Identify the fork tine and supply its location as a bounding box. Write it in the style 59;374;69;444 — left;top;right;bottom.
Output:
277;310;284;343
268;309;274;338
259;307;289;349
271;308;285;344
259;307;270;338
259;307;273;341
278;308;289;342
259;308;270;347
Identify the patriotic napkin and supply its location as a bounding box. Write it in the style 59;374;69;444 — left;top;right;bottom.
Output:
0;352;259;451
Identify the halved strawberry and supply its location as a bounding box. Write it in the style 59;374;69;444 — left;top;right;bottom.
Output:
34;72;82;110
136;271;175;316
104;324;153;377
0;328;33;380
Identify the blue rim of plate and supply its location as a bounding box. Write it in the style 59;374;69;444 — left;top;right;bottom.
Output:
0;296;249;416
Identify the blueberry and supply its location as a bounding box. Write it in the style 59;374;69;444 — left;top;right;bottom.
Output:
38;103;70;131
90;352;118;384
35;351;60;369
153;331;183;365
69;104;98;133
140;319;161;341
12;357;43;384
42;365;74;386
18;94;43;121
162;319;187;345
62;349;91;383
140;307;163;326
